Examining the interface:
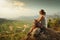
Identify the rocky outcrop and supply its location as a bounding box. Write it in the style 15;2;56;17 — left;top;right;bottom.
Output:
25;28;60;40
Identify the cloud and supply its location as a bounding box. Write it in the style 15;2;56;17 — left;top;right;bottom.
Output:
12;1;25;7
0;0;36;18
0;0;25;7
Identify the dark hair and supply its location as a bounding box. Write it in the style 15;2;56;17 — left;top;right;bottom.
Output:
39;9;46;15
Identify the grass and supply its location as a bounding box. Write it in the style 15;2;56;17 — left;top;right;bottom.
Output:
0;18;60;40
0;20;32;40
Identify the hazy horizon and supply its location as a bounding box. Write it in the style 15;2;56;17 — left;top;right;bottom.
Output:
0;0;60;18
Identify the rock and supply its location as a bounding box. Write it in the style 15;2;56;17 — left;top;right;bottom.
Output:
25;28;60;40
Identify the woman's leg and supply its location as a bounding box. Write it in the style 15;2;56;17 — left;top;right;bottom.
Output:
31;28;41;37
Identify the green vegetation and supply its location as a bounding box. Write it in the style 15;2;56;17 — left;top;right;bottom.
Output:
0;18;32;40
0;14;60;40
47;14;60;31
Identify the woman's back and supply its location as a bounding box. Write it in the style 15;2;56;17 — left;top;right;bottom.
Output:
40;15;46;27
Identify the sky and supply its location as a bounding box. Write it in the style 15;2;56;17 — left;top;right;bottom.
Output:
0;0;60;18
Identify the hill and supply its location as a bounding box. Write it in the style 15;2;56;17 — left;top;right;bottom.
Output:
25;28;60;40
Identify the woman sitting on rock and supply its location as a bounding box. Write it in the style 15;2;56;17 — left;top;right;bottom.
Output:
28;9;47;37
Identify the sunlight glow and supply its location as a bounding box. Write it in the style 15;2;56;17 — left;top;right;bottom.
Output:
12;1;25;7
0;0;35;18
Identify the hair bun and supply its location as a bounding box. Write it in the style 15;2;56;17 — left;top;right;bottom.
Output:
39;9;46;15
40;9;45;12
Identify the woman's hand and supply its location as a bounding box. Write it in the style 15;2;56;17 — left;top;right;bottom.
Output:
27;32;31;36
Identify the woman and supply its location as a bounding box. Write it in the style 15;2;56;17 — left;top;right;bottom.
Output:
28;9;46;37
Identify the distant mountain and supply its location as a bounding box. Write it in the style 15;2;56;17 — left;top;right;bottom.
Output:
0;18;16;24
47;14;60;19
12;16;38;21
1;13;60;21
0;18;8;24
9;15;52;21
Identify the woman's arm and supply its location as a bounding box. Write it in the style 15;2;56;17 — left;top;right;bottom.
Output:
36;15;43;22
